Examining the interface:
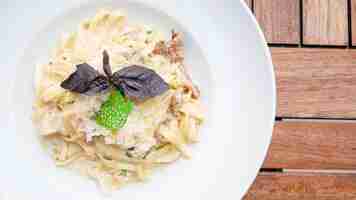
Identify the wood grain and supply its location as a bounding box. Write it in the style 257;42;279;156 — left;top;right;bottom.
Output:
244;0;252;9
352;0;356;45
303;0;348;46
263;121;356;169
254;0;300;44
273;47;356;118
244;172;356;200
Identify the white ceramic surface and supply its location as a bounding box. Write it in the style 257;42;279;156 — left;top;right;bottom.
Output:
1;0;275;199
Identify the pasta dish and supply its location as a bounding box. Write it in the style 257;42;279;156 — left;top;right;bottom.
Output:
32;10;204;191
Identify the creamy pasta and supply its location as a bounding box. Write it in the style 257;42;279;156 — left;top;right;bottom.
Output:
32;10;204;191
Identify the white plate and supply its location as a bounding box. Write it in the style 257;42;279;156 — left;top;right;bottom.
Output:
1;0;275;199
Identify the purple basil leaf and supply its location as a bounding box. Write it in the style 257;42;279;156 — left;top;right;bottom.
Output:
60;63;109;95
111;65;169;101
118;79;150;101
103;50;112;77
84;75;110;95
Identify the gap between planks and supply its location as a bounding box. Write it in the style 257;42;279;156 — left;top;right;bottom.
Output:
284;169;356;174
279;118;356;123
260;168;356;174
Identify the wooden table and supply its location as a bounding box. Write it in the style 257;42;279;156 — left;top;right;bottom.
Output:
243;0;356;199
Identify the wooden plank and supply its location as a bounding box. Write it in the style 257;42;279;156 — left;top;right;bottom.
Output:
263;121;356;169
244;0;252;9
273;47;356;118
351;0;356;45
244;172;356;200
303;0;348;46
254;0;300;44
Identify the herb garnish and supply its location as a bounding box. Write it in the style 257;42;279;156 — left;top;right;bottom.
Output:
60;51;169;101
60;51;169;130
60;63;110;95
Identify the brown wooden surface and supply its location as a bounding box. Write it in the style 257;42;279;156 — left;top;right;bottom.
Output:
352;0;356;45
254;0;300;44
273;47;356;118
303;0;348;46
263;121;356;169
245;0;356;199
244;172;356;200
